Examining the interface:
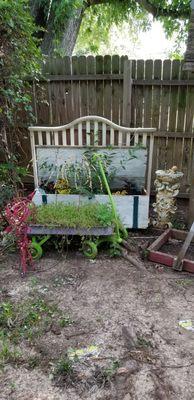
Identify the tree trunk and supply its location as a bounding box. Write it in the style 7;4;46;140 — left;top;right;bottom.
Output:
183;8;194;71
41;7;84;56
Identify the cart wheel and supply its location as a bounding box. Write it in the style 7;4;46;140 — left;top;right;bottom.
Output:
82;240;98;259
29;241;43;260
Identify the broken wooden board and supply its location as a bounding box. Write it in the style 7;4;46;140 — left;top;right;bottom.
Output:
148;228;194;274
173;222;194;271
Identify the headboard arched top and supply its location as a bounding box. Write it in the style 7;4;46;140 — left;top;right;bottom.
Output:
29;115;156;148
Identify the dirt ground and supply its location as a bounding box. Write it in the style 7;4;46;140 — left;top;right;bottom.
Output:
1;239;194;400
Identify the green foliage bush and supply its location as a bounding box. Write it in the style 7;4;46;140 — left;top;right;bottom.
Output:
0;0;41;125
0;0;41;211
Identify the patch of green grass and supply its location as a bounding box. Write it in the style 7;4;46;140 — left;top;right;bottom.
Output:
53;357;73;376
27;355;41;369
59;316;73;328
30;277;39;287
103;360;120;379
29;203;114;228
137;335;153;349
0;298;72;343
52;356;74;386
0;336;21;369
175;279;194;287
171;218;187;230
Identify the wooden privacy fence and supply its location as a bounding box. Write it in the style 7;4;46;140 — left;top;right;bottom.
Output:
31;56;194;196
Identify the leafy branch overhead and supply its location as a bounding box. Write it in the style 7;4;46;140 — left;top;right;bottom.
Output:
31;0;191;55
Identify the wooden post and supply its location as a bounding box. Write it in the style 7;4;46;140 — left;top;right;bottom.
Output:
29;130;38;188
188;147;194;227
122;60;132;126
146;133;154;196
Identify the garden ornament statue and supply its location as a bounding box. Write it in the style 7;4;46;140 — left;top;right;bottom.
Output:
153;166;183;228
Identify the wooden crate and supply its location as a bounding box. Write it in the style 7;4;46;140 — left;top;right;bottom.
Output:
148;229;194;273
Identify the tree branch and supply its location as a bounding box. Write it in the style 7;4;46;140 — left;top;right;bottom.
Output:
87;0;190;19
137;0;190;19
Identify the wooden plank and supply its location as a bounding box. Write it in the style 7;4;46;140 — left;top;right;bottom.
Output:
176;62;188;132
94;121;98;145
126;132;131;146
34;75;194;85
46;131;51;145
28;225;113;236
38;131;43;145
49;81;60;124
146;134;154;195
144;60;153;128
62;130;67;146
131;59;136;127
63;56;72;123
34;82;50;125
155;132;194;138
180;137;189;192
188;143;194;226
185;71;194;132
102;123;107;146
148;229;172;251
118;130;122;146
134;133;139;145
72;56;80;119
86;120;91;146
122;59;132;126
30;130;38;187
79;56;88;117
70;127;75;146
157;135;167;170
120;55;128;124
87;56;96;115
78;123;82;146
103;55;112;120
174;137;184;173
152;59;162;129
135;60;144;127
173;222;194;271
160;60;171;132
169;60;180;132
57;58;69;124
96;56;104;117
165;136;175;170
112;55;120;124
158;61;172;179
110;128;114;145
142;133;147;147
54;132;59;145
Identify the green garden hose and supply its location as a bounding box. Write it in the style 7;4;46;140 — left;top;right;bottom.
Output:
93;154;128;242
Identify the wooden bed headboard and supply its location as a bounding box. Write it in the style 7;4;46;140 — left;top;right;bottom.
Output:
29;115;156;194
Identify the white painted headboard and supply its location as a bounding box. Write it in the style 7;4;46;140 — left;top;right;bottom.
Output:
29;115;156;194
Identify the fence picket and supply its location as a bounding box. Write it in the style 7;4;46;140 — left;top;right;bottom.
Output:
38;131;43;145
135;60;144;127
104;55;112;120
62;130;67;146
112;55;120;124
87;56;96;115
